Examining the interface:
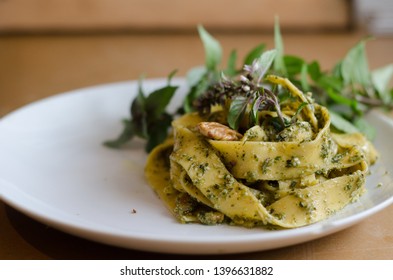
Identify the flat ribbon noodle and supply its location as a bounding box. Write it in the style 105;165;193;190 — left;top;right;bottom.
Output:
208;106;367;181
145;111;370;228
144;75;377;228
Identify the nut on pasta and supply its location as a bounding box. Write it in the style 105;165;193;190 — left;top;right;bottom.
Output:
197;122;242;141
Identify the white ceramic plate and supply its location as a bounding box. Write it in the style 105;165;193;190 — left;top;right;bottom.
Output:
1;79;393;255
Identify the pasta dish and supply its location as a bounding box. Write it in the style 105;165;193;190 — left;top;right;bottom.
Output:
104;24;389;229
145;74;378;228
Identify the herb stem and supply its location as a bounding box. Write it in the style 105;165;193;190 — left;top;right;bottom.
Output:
356;95;393;108
264;88;286;129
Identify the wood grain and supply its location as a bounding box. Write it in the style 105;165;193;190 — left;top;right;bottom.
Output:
0;0;351;33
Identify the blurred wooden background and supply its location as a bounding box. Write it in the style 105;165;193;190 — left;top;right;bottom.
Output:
0;0;352;33
1;0;393;260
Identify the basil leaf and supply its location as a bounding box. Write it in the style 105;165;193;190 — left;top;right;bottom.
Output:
300;63;310;91
103;119;135;148
146;113;173;152
283;55;304;77
131;79;146;119
372;64;393;104
197;25;222;71
326;88;359;113
131;80;148;138
227;96;248;130
167;69;178;83
105;75;177;150
317;75;343;92
329;110;359;134
253;49;277;84
273;17;287;76
183;26;223;113
183;73;210;113
250;95;263;126
225;49;238;76
243;44;266;66
186;66;207;87
341;40;372;88
354;117;376;140
332;61;343;79
145;85;178;119
308;61;322;81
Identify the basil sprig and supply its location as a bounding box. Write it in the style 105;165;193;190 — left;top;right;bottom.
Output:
105;21;393;151
273;21;393;139
104;71;177;152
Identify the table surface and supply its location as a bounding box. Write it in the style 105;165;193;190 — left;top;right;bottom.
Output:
1;31;393;260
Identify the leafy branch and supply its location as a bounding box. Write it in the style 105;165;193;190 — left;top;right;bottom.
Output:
104;71;178;152
104;21;393;151
194;49;290;131
270;24;393;139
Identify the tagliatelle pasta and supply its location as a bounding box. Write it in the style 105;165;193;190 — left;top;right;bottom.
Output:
145;75;378;228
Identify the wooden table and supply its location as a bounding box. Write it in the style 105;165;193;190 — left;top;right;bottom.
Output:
1;31;393;259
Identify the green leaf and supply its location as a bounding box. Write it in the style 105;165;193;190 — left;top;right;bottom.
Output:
103;119;135;148
145;85;178;119
326;88;359;113
225;49;238;76
197;25;222;71
186;66;207;87
250;95;262;126
332;61;343;79
300;63;310;91
253;49;277;83
131;79;146;118
354;117;376;140
227;96;248;130
183;73;210;113
130;80;148;138
183;86;199;113
145;113;173;152
167;69;178;83
283;55;304;77
243;44;266;66
317;75;343;92
273;17;287;76
341;40;372;88
105;75;177;151
372;64;393;104
329;110;359;134
308;61;322;81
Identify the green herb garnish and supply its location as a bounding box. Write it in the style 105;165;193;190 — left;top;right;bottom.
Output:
104;71;178;152
193;48;292;132
105;20;393;152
